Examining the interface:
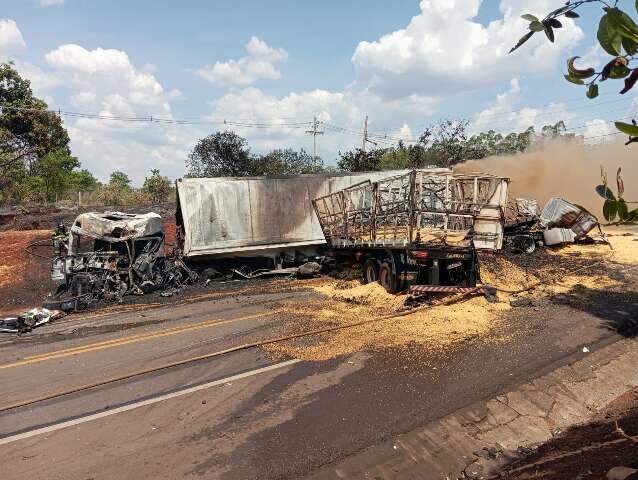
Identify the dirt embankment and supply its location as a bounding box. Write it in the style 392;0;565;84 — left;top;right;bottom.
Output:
0;230;54;315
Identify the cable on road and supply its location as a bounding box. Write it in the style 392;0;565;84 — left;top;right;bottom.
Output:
0;292;473;413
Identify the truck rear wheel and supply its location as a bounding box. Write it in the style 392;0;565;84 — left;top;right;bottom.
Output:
378;262;398;294
362;259;378;284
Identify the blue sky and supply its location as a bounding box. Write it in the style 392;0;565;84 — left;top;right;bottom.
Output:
1;0;636;184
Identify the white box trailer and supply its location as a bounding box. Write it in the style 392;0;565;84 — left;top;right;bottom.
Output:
175;169;450;259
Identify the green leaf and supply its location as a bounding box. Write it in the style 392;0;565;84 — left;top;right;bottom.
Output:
510;31;535;53
606;8;638;39
615;121;638;136
529;21;545;32
544;23;555;42
567;57;596;78
521;14;539;22
550;6;570;16
564;74;585;85
622;36;638;55
549;18;563;29
598;14;622;55
595;185;616;200
609;65;631;79
603;199;618;222
617;199;629;221
587;83;599;99
564;11;580;19
627;208;638;221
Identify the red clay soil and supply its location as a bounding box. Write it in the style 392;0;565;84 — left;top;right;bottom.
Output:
499;387;638;479
163;221;176;247
0;230;56;315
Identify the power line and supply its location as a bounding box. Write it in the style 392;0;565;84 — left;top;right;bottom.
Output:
0;104;313;128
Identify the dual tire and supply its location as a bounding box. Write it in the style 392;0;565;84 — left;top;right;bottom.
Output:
363;259;398;293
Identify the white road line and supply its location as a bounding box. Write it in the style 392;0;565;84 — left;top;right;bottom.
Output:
0;359;300;446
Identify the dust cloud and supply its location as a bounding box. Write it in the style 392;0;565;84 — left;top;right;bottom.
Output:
454;139;638;217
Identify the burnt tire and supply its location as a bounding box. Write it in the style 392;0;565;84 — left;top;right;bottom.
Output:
378;262;398;294
362;259;379;284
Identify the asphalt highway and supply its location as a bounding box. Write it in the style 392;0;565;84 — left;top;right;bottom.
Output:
0;278;636;480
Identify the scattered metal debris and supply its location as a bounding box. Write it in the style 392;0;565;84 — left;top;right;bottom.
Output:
505;196;603;252
0;308;61;334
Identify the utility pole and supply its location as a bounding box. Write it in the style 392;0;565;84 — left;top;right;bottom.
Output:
305;116;324;167
362;115;368;152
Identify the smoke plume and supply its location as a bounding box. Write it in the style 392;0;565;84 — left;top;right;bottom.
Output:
454;139;638;217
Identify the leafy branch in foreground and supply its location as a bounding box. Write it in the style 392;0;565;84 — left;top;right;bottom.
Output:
596;167;638;222
511;1;638;142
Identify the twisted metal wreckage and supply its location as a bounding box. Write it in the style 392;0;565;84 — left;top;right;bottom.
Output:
45;212;197;312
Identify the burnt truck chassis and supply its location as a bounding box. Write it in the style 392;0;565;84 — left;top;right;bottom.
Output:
327;245;478;294
46;213;197;312
313;170;508;294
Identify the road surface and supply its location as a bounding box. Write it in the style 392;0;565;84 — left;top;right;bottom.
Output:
0;276;636;480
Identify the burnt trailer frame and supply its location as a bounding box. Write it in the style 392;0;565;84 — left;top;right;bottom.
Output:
312;170;509;293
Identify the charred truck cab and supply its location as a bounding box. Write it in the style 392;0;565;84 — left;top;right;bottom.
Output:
48;212;194;311
312;170;509;294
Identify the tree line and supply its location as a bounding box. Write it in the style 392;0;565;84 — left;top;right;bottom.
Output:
186;119;574;177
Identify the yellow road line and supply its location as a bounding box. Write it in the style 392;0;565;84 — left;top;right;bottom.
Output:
0;312;267;370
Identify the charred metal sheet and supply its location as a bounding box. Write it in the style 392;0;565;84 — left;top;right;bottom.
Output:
70;212;162;242
539;197;599;238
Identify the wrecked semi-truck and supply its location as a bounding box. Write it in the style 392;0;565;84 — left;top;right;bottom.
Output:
47;212;195;311
174;170;438;273
312;170;509;293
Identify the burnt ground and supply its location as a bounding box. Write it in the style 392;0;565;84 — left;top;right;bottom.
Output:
498;387;638;480
0;202;175;232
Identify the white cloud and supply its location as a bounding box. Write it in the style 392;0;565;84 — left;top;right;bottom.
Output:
195;36;288;86
582;119;615;144
208;87;437;157
0;19;26;60
471;78;576;133
38;44;188;182
40;0;65;6
352;0;584;98
46;44;168;110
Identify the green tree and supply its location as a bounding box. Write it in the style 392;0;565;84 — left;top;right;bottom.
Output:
68;169;98;192
143;169;172;203
511;2;638;141
32;149;80;202
337;147;387;172
186;131;254;177
0;62;70;180
109;171;131;190
255;148;323;175
418;119;470;167
379;142;431;170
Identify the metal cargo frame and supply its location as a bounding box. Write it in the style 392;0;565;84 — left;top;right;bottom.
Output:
312;170;509;251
